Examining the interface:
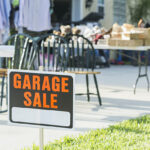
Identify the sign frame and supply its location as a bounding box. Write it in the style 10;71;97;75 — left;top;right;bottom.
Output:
8;69;75;129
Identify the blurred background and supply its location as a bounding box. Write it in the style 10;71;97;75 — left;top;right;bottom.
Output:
1;0;150;66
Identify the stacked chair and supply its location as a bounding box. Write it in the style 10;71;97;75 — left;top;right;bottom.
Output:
0;33;102;113
36;33;102;105
0;34;38;113
66;34;102;105
35;33;69;72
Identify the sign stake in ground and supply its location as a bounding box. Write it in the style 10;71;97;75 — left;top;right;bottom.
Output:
39;128;44;150
8;69;74;149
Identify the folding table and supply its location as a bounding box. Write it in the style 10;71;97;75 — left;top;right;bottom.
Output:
93;44;150;94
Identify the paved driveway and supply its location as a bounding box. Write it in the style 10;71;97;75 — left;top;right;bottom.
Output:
0;65;150;150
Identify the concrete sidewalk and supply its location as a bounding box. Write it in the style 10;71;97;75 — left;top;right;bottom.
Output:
0;65;150;150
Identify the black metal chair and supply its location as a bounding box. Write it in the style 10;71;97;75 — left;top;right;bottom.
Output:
0;33;38;113
35;33;101;105
35;33;69;72
66;34;102;105
4;33;38;69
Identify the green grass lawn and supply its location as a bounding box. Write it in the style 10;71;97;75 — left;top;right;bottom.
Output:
24;115;150;150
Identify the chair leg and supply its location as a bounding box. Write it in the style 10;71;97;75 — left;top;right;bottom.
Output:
6;77;8;106
93;74;102;106
86;74;90;102
0;76;5;109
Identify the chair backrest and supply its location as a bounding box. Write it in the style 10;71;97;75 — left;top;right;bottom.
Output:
3;33;38;70
66;34;96;72
35;33;69;72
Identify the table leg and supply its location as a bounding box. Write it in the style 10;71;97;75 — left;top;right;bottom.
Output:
145;50;149;92
134;50;149;94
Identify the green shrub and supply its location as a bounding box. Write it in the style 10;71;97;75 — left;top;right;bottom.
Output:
23;115;150;150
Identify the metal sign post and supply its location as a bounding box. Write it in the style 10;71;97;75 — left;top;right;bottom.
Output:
39;128;44;150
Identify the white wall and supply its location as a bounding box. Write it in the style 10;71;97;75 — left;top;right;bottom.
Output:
100;0;113;29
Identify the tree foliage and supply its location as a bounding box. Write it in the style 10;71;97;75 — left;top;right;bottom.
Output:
128;0;150;25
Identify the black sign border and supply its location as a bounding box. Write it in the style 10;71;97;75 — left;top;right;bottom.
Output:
8;69;75;129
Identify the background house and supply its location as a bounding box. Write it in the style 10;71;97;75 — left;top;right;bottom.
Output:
100;0;127;29
52;0;99;25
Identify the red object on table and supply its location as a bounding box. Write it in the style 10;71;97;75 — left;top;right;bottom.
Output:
94;34;103;44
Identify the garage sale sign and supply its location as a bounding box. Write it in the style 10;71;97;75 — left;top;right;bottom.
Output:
8;70;74;129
